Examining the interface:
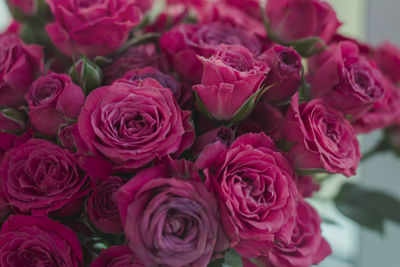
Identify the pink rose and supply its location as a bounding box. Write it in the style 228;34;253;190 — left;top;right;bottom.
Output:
0;139;92;216
91;245;144;267
0;215;83;266
282;93;361;177
192;126;234;156
87;176;124;234
78;78;195;172
373;41;400;84
308;41;386;119
266;0;341;43
259;45;302;103
117;160;228;266
193;44;269;121
25;73;85;136
245;199;331;267
160;22;262;83
103;44;164;84
353;78;400;134
223;0;262;20
0;34;43;108
6;0;36;16
196;133;298;258
45;0;142;57
236;98;284;141
121;66;192;108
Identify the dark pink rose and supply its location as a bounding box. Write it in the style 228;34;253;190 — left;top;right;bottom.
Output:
91;245;144;267
259;45;302;103
0;33;43;108
196;133;298;258
25;73;85;136
0;215;83;266
223;0;262;20
87;176;124;234
193;44;269;121
0;108;26;134
160;22;262;83
0;139;92;216
266;199;331;267
353;78;400;134
308;41;386;120
0;192;10;223
121;66;192;108
45;0;142;57
198;2;266;37
192;126;234;156
103;44;164;84
78;78;195;172
266;0;341;43
6;0;36;16
373;41;400;84
296;176;320;198
282;93;361;177
0;129;33;164
2;20;21;35
236;98;284;141
117;160;228;266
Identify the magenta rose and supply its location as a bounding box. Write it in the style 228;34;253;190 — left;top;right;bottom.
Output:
78;78;195;172
373;41;400;84
0;33;43;108
45;0;142;57
196;133;298;258
236;98;284;141
192;126;234;157
0;138;92;216
25;73;85;136
0;215;83;266
260;45;302;103
117;160;227;266
193;44;269;121
296;176;321;198
223;0;262;19
121;66;192;108
353;78;400;134
308;41;386;119
103;44;164;84
6;0;37;16
87;176;124;234
282;93;361;177
160;22;262;83
266;0;341;43
91;245;144;267
244;199;331;267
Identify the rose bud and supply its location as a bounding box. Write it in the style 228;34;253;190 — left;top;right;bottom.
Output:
160;22;262;84
296;176;321;198
6;0;50;21
45;0;142;57
259;45;302;103
87;176;124;234
120;66;192;108
244;199;331;267
192;126;234;156
353;78;400;134
117;160;228;266
308;41;386;120
78;78;195;172
25;73;85;136
91;245;144;267
0;139;92;216
103;44;163;84
236;98;284;141
373;41;400;84
282;93;361;177
69;56;103;95
196;133;298;258
266;0;341;44
0;33;43;108
193;44;269;122
0;215;83;266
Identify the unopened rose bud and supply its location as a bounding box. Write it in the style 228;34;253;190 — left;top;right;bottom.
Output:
69;57;103;95
6;0;50;23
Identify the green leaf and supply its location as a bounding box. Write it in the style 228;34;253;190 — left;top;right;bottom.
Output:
290;37;327;58
208;258;224;267
193;90;216;122
335;183;400;233
223;249;243;267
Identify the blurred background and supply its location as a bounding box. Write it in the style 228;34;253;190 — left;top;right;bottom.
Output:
0;0;399;266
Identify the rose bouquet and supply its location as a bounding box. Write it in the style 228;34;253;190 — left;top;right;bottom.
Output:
1;0;400;266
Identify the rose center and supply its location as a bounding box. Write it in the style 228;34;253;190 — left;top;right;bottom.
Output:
164;210;192;239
